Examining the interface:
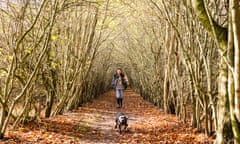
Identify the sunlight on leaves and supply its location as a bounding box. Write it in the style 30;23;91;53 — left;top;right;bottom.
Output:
51;62;58;70
49;51;56;60
86;60;91;66
8;55;13;61
51;35;58;41
0;70;7;77
97;0;104;6
109;21;119;30
25;47;33;54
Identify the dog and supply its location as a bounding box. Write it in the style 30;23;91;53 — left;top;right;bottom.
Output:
115;112;128;134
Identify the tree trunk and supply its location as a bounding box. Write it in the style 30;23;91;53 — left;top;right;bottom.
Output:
215;60;232;144
45;69;57;118
203;93;209;136
45;89;55;118
230;0;240;142
231;0;240;124
163;24;171;113
67;85;82;110
163;78;170;113
0;101;16;139
0;105;6;139
190;80;197;128
196;98;202;132
191;0;232;143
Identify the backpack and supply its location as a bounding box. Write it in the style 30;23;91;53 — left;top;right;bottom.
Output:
122;77;127;89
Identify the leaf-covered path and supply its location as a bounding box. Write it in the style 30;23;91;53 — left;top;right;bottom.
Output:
2;89;212;144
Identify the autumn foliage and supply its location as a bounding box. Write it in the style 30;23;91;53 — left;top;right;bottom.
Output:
1;89;213;143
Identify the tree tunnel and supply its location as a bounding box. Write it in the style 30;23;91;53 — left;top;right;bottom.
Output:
0;0;240;143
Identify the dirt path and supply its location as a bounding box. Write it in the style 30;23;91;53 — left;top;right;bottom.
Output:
2;89;212;144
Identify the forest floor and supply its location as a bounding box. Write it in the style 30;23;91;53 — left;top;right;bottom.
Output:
1;89;214;144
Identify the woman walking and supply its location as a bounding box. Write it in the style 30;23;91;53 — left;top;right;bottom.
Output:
112;68;127;108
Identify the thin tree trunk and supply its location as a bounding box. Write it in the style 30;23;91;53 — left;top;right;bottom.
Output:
230;0;240;142
45;86;55;117
231;0;240;124
0;105;6;139
163;24;171;113
203;93;209;135
198;32;215;135
215;60;232;144
190;80;197;128
196;98;202;132
45;69;57;117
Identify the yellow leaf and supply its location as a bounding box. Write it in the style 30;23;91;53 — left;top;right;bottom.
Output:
8;55;13;61
86;60;91;66
0;70;7;77
97;0;104;6
51;62;58;70
49;51;56;60
25;47;32;54
51;35;58;40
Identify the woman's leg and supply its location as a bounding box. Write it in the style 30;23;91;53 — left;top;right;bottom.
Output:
119;90;123;108
117;98;120;107
116;89;120;107
119;98;122;108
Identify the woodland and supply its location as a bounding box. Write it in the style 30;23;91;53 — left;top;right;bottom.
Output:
0;0;240;143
